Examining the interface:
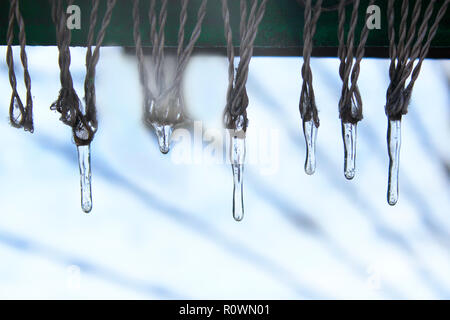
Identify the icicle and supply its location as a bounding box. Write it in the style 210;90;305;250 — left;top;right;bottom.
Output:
303;119;317;175
229;130;246;222
387;119;401;206
153;123;173;154
341;122;357;180
77;144;92;213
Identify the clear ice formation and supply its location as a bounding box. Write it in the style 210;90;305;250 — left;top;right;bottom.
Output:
387;119;401;206
341;122;357;180
152;123;173;154
303;119;318;175
230;132;246;222
77;144;92;213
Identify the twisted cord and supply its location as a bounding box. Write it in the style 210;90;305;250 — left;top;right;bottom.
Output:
6;0;33;132
133;0;152;106
133;0;208;122
50;0;80;131
81;0;117;145
385;0;449;119
299;0;322;127
297;0;355;12
51;0;116;145
222;0;268;130
337;0;374;124
232;0;267;112
170;0;208;97
146;0;168;96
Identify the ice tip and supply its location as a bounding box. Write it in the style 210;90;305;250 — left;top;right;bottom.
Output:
344;169;355;180
81;201;93;214
302;119;318;176
387;194;398;206
304;162;315;175
154;123;173;154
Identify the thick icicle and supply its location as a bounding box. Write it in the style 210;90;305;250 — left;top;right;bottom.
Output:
153;123;173;154
77;144;92;213
229;131;246;222
303;119;318;175
341;122;357;180
387;119;401;206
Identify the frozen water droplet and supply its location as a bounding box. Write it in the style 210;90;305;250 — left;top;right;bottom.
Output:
387;119;401;206
342;122;357;180
153;123;173;154
230;132;245;222
303;120;317;175
77;144;92;213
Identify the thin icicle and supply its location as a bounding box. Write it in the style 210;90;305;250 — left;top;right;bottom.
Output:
77;144;92;213
229;131;245;222
341;122;357;180
387;119;401;206
303;119;317;175
153;123;173;154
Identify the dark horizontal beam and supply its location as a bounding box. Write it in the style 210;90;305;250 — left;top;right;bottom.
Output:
1;0;449;58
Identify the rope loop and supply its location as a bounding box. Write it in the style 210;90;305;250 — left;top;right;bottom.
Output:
299;0;322;127
222;0;268;131
50;0;116;146
337;0;374;124
6;0;33;132
133;0;208;128
385;0;449;120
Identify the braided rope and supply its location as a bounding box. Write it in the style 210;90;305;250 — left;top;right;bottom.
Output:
337;0;374;124
222;0;268;131
133;0;208;126
81;0;117;145
50;0;116;145
297;0;355;12
6;0;33;132
299;0;322;127
385;0;449;120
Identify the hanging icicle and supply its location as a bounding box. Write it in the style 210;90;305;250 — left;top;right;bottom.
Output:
132;0;208;154
385;0;449;205
336;0;374;180
299;0;322;175
50;0;116;213
6;0;33;132
221;0;268;221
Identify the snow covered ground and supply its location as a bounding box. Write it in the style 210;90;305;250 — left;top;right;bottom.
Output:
0;46;449;299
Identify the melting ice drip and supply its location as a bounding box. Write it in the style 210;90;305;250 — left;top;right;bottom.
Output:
153;123;173;154
230;132;246;222
341;122;357;180
387;119;401;206
77;144;92;213
302;119;318;175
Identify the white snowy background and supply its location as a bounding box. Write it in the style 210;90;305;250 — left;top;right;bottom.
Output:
0;46;449;299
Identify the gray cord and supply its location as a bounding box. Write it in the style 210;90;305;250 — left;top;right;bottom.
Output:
133;0;208;125
299;0;322;127
50;0;116;145
222;0;268;131
337;0;374;124
385;0;449;120
6;0;33;132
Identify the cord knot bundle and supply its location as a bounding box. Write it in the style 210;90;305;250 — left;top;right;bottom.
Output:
6;0;33;132
50;0;116;146
299;0;322;128
337;0;374;124
385;0;449;121
222;0;267;131
133;0;208;132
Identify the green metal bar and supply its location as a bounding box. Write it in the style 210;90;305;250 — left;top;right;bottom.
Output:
0;0;449;57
